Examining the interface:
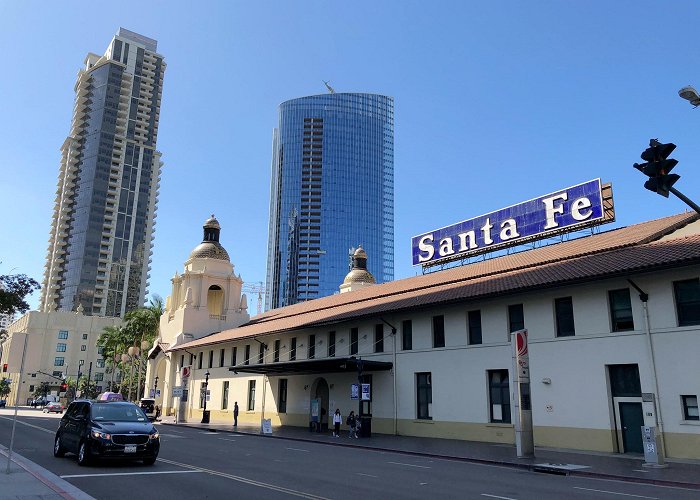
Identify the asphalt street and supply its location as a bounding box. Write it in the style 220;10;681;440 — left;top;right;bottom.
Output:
1;408;699;499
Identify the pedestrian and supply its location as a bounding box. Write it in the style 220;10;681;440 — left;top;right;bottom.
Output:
347;410;358;438
233;401;239;427
332;409;341;437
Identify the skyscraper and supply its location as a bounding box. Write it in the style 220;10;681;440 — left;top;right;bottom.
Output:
40;28;166;317
266;92;394;309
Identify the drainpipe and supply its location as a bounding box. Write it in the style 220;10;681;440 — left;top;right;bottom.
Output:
627;279;667;460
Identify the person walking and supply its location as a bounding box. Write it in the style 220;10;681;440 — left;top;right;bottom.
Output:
347;410;358;438
233;401;239;427
332;409;342;437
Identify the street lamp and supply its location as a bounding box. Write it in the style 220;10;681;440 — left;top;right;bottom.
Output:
678;86;700;107
153;376;159;398
201;370;210;423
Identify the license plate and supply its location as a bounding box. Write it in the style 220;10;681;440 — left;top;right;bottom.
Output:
124;445;137;453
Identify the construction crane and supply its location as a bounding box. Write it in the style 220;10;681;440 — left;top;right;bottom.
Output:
241;281;269;316
323;80;336;94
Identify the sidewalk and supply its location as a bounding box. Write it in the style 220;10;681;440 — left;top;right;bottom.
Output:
161;417;700;490
0;444;95;500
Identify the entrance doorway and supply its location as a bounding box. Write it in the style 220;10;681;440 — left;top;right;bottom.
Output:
619;402;644;454
310;378;329;431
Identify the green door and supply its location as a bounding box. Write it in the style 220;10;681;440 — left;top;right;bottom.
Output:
619;402;644;454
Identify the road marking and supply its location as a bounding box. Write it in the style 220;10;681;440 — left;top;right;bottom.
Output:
572;487;658;499
481;495;517;500
633;469;650;473
0;416;53;434
387;461;431;469
218;438;237;442
286;447;310;452
158;457;330;499
357;473;378;478
61;470;203;479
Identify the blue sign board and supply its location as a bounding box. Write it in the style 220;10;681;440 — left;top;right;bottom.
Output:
412;179;605;266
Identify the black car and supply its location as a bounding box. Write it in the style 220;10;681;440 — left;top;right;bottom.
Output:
54;400;160;466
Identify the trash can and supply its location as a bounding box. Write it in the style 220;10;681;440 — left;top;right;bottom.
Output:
201;410;210;423
359;417;371;438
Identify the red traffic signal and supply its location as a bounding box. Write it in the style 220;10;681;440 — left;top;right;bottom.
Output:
60;383;67;392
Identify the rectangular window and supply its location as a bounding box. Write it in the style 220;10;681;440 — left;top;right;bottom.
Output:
82;334;88;340
189;353;194;366
56;343;67;352
488;369;511;423
402;320;412;350
198;352;203;369
94;373;104;382
674;278;700;326
181;354;185;370
328;331;336;357
58;330;68;339
274;340;280;362
208;350;214;369
308;334;315;359
416;372;432;420
432;315;445;348
54;357;65;366
374;324;384;353
222;381;229;410
468;310;482;345
231;347;237;366
81;345;87;351
508;304;524;333
278;379;288;413
244;345;250;365
555;297;575;337
247;380;256;411
258;343;265;364
682;395;699;421
220;348;225;367
96;359;105;368
609;289;634;331
290;338;297;361
52;371;62;377
350;328;358;355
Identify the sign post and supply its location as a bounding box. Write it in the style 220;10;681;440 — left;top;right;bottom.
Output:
512;329;534;458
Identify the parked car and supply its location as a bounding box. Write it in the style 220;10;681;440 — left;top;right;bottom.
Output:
139;398;156;421
43;402;65;414
53;400;160;466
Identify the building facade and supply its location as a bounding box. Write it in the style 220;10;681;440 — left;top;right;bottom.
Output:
40;28;166;317
265;93;394;309
148;212;700;460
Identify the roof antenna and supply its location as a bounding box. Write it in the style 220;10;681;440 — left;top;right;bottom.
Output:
323;80;336;94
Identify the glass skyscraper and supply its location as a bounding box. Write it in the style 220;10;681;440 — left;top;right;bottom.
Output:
40;29;166;317
266;93;394;309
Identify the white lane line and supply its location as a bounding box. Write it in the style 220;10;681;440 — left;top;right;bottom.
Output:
633;469;650;473
218;438;237;442
387;461;431;469
481;494;517;500
158;457;330;499
357;473;378;478
286;447;310;452
572;487;658;499
0;416;54;434
61;470;203;479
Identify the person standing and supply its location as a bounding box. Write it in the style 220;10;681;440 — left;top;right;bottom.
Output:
332;409;342;437
347;410;357;438
233;401;239;427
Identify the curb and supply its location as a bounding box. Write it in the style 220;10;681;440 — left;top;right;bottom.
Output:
162;422;700;491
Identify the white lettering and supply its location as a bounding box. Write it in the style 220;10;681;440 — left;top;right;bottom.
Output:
439;237;455;257
457;230;477;251
543;193;568;230
500;219;520;240
418;235;434;262
571;197;593;221
481;218;494;245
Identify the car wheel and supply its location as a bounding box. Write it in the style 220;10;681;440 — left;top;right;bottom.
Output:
142;456;157;466
53;435;66;458
77;441;91;466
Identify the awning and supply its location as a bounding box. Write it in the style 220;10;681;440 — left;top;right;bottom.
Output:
228;357;392;376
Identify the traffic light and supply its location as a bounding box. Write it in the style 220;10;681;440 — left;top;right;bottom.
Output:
633;139;680;198
60;383;67;392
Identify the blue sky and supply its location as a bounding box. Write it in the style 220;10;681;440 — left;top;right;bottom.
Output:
1;1;698;313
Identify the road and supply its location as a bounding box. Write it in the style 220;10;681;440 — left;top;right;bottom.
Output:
1;408;699;499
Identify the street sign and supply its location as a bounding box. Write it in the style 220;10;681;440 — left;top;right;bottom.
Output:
172;387;183;397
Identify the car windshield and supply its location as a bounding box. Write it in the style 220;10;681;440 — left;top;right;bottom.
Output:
91;404;147;422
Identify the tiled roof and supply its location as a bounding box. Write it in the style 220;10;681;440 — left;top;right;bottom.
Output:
175;212;699;350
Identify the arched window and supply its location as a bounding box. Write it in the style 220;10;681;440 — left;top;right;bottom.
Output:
207;285;224;316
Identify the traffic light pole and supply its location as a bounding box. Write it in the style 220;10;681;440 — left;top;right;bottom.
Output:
669;186;700;215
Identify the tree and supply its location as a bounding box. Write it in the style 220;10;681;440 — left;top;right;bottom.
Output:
0;274;40;316
33;381;50;398
0;377;11;400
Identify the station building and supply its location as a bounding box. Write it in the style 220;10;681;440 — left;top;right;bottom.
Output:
146;211;700;459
